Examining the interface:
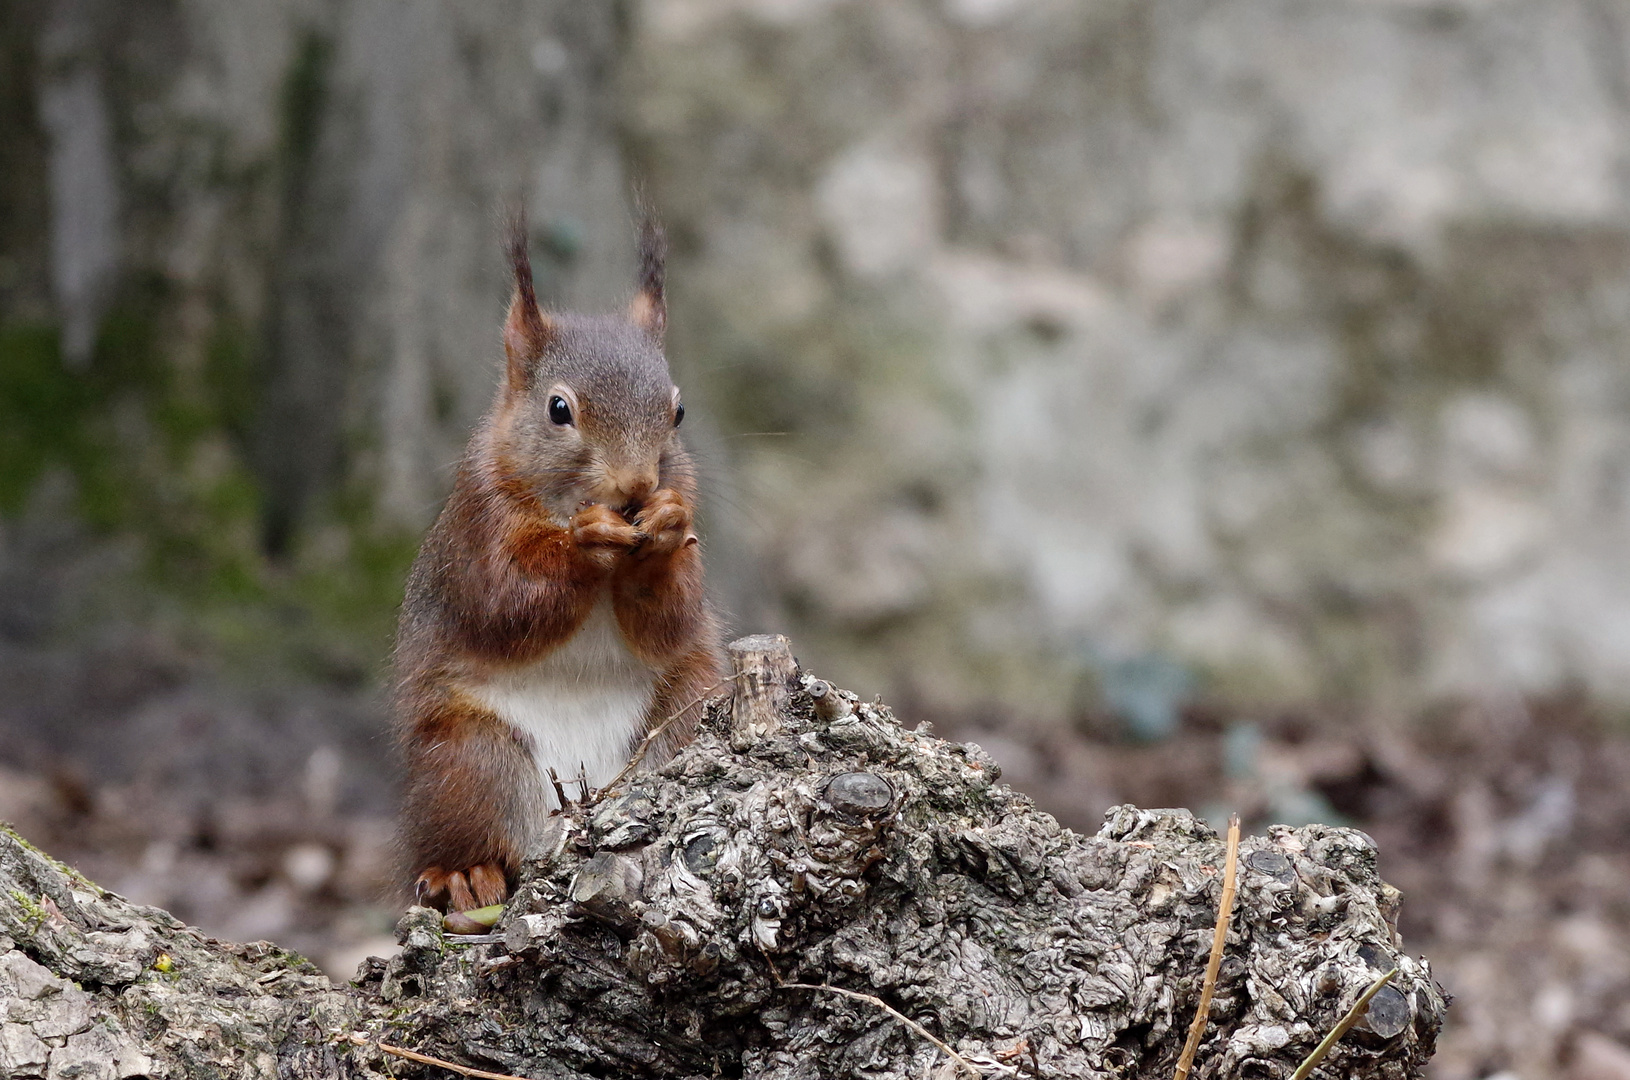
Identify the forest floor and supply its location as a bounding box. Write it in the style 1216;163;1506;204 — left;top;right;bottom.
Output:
0;627;1626;1080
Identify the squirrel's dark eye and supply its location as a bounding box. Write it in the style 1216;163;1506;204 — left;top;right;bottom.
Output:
548;395;573;426
674;402;685;428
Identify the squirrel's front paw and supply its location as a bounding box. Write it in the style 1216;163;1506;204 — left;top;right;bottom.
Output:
633;488;697;559
572;503;642;569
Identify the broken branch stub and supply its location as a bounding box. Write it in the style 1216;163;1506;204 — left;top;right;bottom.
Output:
728;633;799;747
809;678;854;721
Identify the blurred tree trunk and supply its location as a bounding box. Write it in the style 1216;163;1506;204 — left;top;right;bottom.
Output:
1;0;639;564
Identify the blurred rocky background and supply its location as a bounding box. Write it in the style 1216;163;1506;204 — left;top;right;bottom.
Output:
3;0;1630;1077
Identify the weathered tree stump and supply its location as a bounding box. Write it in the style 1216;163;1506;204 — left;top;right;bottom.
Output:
728;633;800;747
0;645;1445;1079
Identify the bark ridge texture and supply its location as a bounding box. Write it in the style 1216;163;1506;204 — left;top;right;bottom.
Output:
0;672;1444;1078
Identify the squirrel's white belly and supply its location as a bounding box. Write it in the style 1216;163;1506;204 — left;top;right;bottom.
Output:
466;596;656;808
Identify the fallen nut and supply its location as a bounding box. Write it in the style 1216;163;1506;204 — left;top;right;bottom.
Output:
443;904;505;936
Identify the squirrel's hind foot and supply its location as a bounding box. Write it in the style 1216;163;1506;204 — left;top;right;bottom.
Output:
416;863;509;912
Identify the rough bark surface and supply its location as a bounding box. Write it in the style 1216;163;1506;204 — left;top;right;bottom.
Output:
0;667;1445;1079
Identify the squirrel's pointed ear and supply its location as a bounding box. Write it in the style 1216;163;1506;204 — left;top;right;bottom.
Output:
628;216;666;341
504;215;553;391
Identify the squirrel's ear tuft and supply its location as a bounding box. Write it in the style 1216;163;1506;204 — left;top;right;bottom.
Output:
503;212;553;391
629;214;666;341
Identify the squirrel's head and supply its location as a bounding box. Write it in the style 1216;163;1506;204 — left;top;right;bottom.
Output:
491;215;687;521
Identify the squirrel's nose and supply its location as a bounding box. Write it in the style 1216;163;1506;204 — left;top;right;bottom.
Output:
605;468;657;515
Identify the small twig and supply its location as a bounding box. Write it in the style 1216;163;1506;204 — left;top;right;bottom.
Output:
546;767;569;810
781;983;979;1079
1288;968;1399;1080
583;674;747;806
758;942;978;1079
1173;813;1241;1080
346;1033;532;1080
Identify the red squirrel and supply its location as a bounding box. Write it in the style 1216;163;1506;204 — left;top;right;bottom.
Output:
392;215;726;913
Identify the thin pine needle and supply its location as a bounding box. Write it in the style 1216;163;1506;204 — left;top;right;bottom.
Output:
346;1033;533;1080
1173;813;1241;1080
781;983;980;1079
1288;968;1399;1080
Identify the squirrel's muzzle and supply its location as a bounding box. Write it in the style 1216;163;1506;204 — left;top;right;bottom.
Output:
600;466;658;518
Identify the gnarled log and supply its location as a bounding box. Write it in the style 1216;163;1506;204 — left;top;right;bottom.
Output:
0;647;1444;1079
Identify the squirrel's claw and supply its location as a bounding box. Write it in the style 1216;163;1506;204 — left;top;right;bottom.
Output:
571;503;643;568
632;489;694;558
416;863;509;913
